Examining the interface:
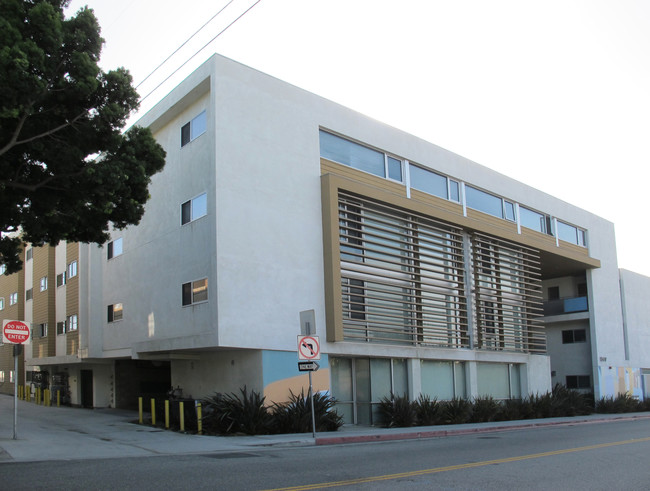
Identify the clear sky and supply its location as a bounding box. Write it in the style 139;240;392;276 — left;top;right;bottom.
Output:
67;0;650;277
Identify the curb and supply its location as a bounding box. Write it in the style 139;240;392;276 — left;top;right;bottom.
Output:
315;414;650;446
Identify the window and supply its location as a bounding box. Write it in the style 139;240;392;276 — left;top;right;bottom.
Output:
40;276;48;292
38;323;48;337
56;272;66;287
67;314;78;332
25;288;33;301
107;303;124;322
557;221;587;247
319;130;404;182
9;292;18;305
182;278;208;306
67;260;78;278
548;286;560;300
566;375;590;389
465;186;515;220
26;248;33;260
410;165;449;199
0;297;3;310
562;329;587;344
181;193;207;225
107;238;123;259
520;207;552;235
56;321;66;335
0;264;6;275
181;110;207;146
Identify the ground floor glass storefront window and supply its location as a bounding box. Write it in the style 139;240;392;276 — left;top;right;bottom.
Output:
330;357;407;425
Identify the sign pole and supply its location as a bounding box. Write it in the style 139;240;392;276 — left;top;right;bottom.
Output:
13;345;19;440
309;370;316;438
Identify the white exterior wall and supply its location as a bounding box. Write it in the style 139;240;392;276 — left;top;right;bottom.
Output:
82;54;628;401
620;269;650;368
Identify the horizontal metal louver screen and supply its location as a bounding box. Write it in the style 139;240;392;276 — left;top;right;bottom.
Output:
471;232;545;354
339;191;469;347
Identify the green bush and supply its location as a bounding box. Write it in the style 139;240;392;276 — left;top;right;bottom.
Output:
270;390;343;433
414;394;443;426
201;387;272;435
596;393;642;413
550;384;593;416
471;395;501;423
441;397;473;424
378;393;416;428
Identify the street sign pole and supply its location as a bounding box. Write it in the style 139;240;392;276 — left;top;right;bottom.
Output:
309;370;316;438
14;346;18;440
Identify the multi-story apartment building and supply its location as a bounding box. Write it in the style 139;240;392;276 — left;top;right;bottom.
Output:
1;54;649;422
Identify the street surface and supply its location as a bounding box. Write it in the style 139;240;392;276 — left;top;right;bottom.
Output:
2;418;649;490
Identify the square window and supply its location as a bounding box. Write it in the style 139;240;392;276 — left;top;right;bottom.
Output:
182;278;208;306
25;288;33;301
181;193;207;225
40;276;48;292
56;272;66;287
26;248;33;261
180;110;206;147
10;292;18;305
548;286;560;300
108;238;123;259
56;321;66;335
39;323;48;337
107;303;123;322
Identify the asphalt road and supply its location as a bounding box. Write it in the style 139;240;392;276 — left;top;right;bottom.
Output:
2;418;649;490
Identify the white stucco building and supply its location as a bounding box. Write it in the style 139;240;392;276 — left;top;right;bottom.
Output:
2;54;648;422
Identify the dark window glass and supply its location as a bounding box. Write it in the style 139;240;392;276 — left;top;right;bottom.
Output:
573;329;586;342
577;283;587;296
107;305;114;322
182;282;192;306
562;330;573;344
57;322;65;335
548;286;560;300
107;241;114;259
181;123;191;147
181;201;191;225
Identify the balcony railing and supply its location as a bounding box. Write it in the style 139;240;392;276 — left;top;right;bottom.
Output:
543;296;588;316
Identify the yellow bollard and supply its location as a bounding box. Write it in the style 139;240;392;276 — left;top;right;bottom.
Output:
150;398;156;426
179;401;185;432
138;397;143;424
26;388;30;403
196;402;202;435
165;400;170;429
57;390;61;407
44;389;49;407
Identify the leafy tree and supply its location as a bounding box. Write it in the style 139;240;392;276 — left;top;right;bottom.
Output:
0;0;166;273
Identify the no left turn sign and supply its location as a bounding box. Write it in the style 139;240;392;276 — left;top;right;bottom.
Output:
297;335;320;360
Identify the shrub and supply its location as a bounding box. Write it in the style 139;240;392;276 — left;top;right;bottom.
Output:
377;393;416;428
201;387;272;435
441;397;472;424
471;395;501;423
500;398;528;421
271;390;343;433
414;394;443;426
596;393;642;414
551;384;593;416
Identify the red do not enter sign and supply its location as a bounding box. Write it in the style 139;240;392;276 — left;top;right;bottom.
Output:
2;320;31;344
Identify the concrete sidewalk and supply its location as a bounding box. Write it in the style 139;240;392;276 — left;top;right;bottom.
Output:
1;394;649;463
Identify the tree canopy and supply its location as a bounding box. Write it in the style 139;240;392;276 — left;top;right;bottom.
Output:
0;0;166;274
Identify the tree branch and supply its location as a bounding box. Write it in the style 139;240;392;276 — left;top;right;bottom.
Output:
0;111;88;158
